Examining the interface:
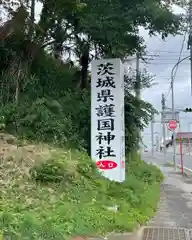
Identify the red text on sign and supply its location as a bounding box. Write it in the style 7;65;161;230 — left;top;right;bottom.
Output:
96;160;117;170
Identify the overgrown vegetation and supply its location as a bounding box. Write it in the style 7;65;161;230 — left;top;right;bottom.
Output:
0;141;163;238
0;0;183;238
0;0;184;152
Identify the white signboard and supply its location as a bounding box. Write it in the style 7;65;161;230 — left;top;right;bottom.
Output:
91;58;125;182
161;111;179;123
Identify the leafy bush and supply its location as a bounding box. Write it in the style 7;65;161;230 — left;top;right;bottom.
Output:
30;150;99;183
0;96;87;150
0;70;154;156
126;151;142;165
130;162;164;184
30;53;78;99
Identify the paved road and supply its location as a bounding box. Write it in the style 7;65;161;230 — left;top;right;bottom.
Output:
141;153;192;240
144;152;192;170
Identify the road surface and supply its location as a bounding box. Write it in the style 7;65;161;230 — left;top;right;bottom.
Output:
143;151;192;170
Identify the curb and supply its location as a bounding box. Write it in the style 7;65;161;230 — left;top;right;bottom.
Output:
167;161;192;178
87;226;144;240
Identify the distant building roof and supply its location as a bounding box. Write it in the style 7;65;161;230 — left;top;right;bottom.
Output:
176;132;192;139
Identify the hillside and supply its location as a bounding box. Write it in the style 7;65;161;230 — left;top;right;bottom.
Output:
0;133;163;238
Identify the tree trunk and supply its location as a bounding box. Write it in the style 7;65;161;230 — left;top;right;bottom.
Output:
30;0;35;23
28;0;36;37
7;57;30;105
81;57;89;89
80;44;89;89
15;76;19;105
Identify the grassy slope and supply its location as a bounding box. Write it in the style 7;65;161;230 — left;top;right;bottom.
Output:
0;133;163;239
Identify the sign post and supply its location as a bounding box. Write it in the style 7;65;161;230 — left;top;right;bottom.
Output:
178;123;184;176
179;131;184;175
91;59;125;182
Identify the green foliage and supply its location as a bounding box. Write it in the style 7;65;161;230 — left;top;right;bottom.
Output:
0;0;177;153
0;150;163;238
76;0;182;57
0;116;5;131
125;153;164;184
0;84;154;154
0;0;184;94
30;150;98;183
2;0;183;60
0;0;174;237
30;54;78;98
0;95;88;150
129;162;164;184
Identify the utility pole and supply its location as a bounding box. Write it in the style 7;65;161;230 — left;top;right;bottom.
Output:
151;113;154;156
161;94;166;154
135;53;141;152
156;135;159;152
189;0;192;95
170;57;189;171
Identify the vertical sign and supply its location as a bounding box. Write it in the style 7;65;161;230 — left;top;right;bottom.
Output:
120;62;125;181
91;58;125;182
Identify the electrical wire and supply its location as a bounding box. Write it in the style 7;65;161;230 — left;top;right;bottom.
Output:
164;31;188;100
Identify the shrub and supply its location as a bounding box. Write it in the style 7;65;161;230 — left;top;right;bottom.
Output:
30;150;100;184
0;97;87;150
130;161;164;184
30;53;77;99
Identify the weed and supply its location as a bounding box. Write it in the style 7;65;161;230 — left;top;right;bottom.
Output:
0;144;163;239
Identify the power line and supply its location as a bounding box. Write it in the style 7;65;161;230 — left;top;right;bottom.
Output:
144;57;189;60
171;32;187;83
164;32;187;100
142;57;190;63
146;50;189;53
164;84;172;100
142;62;190;64
157;76;189;78
144;56;189;61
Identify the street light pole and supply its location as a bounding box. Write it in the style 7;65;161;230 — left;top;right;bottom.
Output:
155;134;160;152
171;56;190;171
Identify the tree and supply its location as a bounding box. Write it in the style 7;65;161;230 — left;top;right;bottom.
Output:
0;0;185;154
0;0;184;89
63;0;183;86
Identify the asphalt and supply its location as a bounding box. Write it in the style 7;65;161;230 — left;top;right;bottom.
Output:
159;151;192;170
142;152;192;239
